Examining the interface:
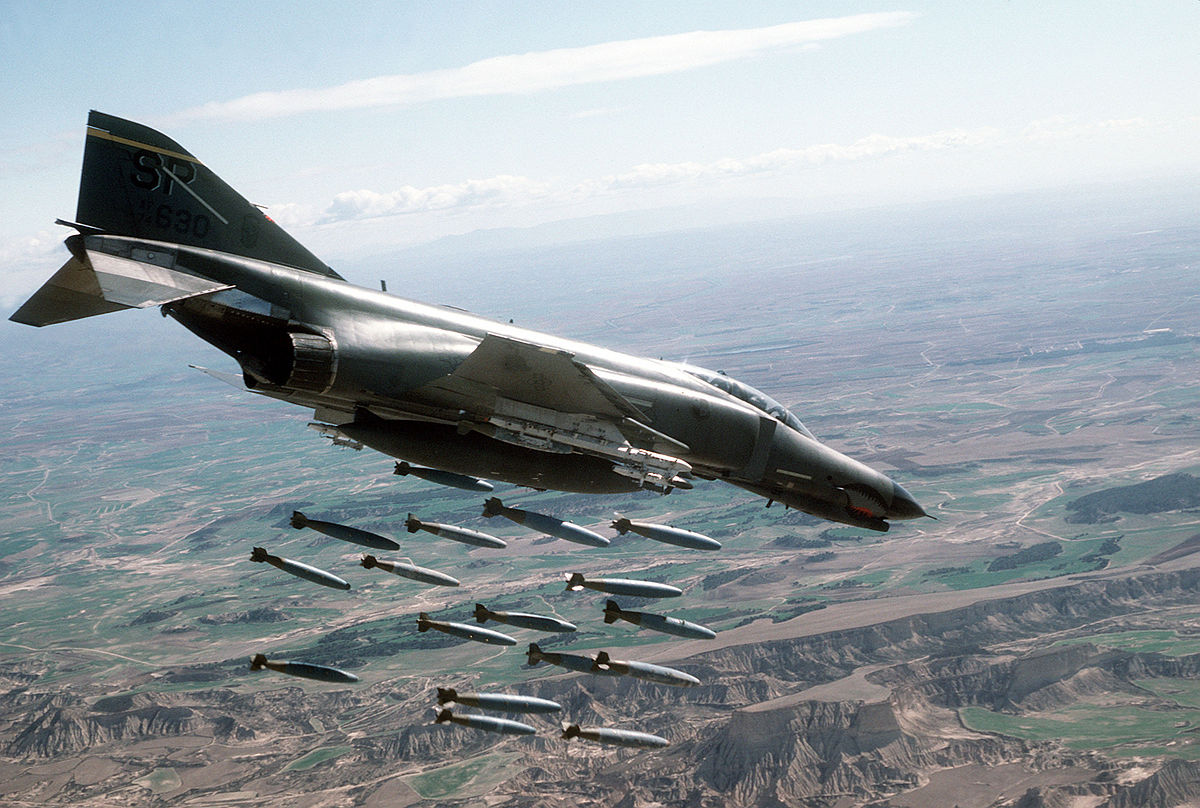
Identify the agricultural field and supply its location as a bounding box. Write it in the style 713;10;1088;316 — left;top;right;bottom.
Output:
3;184;1200;804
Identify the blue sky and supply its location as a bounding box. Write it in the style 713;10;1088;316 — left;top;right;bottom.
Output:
2;1;1198;306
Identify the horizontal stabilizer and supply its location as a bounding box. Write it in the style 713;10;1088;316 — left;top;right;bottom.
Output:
9;254;128;326
10;238;230;327
189;364;247;389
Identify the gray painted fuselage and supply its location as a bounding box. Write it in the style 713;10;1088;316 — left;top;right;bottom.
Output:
11;112;926;531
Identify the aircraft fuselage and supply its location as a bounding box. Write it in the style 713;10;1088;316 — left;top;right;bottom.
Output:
138;238;920;529
11;112;926;531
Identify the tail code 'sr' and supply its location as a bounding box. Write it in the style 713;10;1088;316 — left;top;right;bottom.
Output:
77;111;339;279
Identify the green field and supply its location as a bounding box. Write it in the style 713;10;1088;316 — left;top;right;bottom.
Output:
1056;630;1200;657
406;752;526;799
960;697;1200;759
4;196;1200;804
133;767;182;794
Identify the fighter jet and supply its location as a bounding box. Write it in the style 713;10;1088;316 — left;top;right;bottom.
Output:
10;112;926;532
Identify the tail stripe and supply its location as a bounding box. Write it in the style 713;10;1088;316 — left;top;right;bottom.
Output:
86;126;200;166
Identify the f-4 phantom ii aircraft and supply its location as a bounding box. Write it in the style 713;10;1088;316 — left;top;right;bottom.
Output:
11;112;927;532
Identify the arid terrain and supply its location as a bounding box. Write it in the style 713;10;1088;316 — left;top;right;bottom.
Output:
2;185;1200;806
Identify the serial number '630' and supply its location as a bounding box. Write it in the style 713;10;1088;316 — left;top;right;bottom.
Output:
142;202;211;239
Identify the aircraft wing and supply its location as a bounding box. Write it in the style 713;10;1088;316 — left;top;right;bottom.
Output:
418;333;689;459
444;333;645;420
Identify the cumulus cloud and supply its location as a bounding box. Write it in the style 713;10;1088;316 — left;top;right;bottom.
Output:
314;119;1154;224
1021;115;1150;141
578;129;1002;194
0;230;70;308
315;126;998;224
320;175;553;222
174;13;917;122
255;202;320;230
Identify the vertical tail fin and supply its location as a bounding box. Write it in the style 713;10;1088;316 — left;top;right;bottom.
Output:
603;600;622;623
77;111;340;279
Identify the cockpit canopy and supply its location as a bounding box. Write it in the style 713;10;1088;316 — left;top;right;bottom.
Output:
681;365;815;441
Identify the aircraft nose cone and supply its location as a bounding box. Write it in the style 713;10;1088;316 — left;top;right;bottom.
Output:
888;481;928;520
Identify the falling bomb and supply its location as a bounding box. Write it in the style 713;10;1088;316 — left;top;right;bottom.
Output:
435;708;535;736
418;612;517;646
249;547;350;590
360;555;460;587
611;516;721;551
405;513;507;548
436;687;562;715
290;511;400;551
475;603;576;633
603;599;716;640
394;461;494;492
249;653;358;683
482;498;609;547
564;572;681;599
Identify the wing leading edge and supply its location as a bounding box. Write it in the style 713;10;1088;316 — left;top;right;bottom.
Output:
419;334;693;491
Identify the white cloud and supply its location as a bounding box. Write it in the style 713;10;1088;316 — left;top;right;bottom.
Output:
257;202;320;230
578;129;1002;194
173;13;917;123
1020;115;1150;142
0;230;68;308
320;175;552;222
252;115;1175;228
314;126;1000;224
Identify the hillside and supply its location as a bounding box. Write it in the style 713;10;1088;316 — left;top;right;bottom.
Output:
1066;473;1200;524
